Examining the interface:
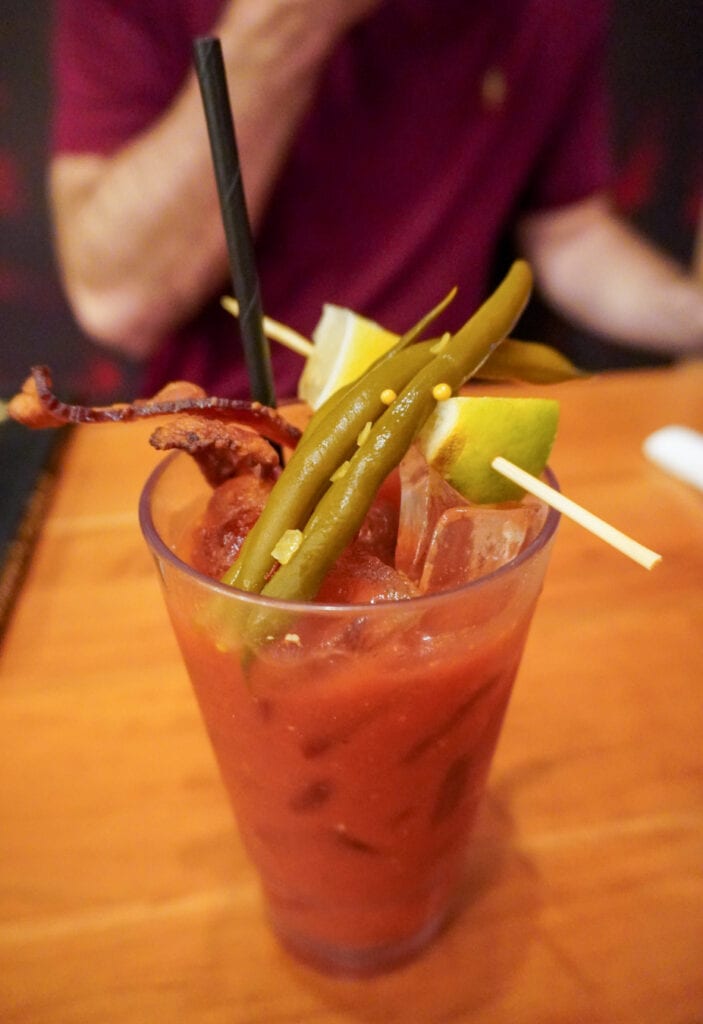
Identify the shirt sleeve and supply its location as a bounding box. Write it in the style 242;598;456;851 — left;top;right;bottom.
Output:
50;0;193;156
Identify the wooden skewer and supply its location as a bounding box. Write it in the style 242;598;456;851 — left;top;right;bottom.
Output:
221;296;313;358
492;456;662;570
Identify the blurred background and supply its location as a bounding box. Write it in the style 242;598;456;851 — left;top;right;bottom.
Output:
1;0;701;403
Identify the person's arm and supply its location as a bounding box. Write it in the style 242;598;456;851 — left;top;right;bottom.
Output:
517;194;703;358
50;0;380;359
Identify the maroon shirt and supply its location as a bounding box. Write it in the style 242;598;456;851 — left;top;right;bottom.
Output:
52;0;613;399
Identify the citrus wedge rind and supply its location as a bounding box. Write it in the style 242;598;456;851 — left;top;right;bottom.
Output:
298;304;398;409
418;396;560;504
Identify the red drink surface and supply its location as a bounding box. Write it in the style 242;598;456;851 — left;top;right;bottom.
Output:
141;452;558;973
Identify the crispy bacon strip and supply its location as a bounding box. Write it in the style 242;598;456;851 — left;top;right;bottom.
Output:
7;366;302;450
150;415;281;487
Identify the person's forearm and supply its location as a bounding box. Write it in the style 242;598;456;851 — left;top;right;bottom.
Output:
517;195;703;358
51;80;222;357
50;1;376;357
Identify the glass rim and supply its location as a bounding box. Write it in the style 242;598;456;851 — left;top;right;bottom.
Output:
139;452;561;614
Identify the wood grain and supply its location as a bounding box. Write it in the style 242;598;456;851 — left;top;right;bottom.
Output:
1;361;702;1023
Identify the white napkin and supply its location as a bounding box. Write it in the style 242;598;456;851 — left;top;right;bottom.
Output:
643;425;703;493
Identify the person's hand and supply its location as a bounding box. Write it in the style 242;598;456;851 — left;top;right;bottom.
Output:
315;0;385;34
212;0;385;225
518;194;703;358
216;0;383;57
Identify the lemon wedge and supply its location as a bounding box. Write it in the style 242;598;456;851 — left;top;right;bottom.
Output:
298;304;398;409
418;396;559;504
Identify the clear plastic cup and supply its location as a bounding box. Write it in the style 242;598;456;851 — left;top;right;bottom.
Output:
140;451;559;974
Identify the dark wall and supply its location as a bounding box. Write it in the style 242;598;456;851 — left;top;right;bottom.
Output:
609;0;703;264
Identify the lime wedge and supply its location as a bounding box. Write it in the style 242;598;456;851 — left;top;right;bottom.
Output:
418;396;559;503
298;304;398;409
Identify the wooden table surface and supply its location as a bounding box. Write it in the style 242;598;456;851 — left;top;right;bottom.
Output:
1;360;702;1023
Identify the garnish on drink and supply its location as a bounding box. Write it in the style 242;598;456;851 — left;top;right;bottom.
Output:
9;258;660;604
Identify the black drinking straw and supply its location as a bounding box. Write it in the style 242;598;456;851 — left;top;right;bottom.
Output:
193;36;277;407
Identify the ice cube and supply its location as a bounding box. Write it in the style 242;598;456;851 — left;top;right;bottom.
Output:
419;502;546;592
189;473;273;578
317;545;420;605
395;446;469;582
289;545;422;657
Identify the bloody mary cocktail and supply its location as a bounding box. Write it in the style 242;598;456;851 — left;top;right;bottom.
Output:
140;449;559;974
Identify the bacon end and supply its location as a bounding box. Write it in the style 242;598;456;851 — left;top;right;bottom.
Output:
6;366;302;452
150;415;281;487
